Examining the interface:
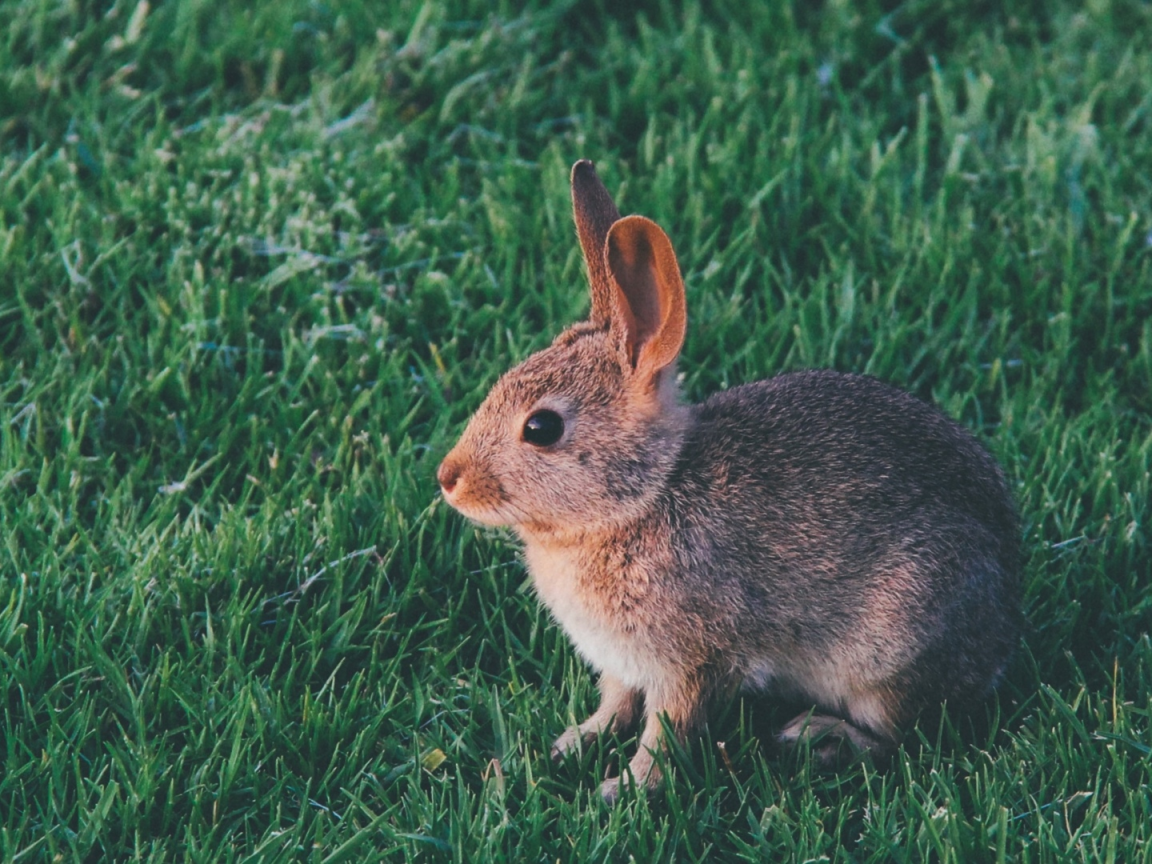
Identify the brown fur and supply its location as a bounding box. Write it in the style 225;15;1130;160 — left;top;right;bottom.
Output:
438;161;1020;802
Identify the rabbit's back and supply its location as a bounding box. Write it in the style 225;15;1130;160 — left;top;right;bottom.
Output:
683;370;1016;543
663;369;1020;717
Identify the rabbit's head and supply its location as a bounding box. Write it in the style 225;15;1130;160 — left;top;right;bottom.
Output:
437;162;689;534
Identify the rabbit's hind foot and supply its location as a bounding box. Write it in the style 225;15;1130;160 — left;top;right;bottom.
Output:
776;711;894;769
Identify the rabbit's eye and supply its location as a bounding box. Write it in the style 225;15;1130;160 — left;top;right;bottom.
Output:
523;410;564;447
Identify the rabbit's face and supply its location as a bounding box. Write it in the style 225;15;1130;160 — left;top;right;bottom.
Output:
439;162;689;534
437;325;679;532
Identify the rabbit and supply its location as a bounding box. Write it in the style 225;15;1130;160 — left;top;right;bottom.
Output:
437;160;1020;802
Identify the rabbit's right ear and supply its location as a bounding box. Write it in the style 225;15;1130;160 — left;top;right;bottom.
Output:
605;215;687;381
571;160;621;326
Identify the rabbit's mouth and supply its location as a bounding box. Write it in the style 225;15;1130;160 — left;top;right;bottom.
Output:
441;494;521;528
437;458;525;527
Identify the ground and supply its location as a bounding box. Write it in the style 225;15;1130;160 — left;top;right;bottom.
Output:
1;0;1150;860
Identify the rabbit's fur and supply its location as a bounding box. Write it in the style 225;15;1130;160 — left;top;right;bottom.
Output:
438;161;1020;801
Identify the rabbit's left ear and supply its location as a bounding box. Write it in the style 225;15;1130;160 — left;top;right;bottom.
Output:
571;160;622;327
604;215;687;380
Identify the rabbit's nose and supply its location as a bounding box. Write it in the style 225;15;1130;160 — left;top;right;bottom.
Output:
438;458;461;495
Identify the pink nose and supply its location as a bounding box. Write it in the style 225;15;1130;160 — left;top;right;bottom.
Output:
438;458;461;494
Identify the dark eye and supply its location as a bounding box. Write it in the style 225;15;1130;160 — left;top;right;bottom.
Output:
522;410;564;447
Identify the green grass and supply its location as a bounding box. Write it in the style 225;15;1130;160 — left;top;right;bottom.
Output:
2;0;1151;859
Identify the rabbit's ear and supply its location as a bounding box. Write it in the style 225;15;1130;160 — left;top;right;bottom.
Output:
605;215;687;378
571;160;621;326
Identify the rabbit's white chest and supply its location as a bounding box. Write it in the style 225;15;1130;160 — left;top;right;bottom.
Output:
522;542;666;689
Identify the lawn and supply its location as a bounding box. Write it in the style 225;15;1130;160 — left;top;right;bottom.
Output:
1;0;1151;860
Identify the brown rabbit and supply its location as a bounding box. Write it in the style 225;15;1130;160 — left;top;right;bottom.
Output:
437;160;1020;802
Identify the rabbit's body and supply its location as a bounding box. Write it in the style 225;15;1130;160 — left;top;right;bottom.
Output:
521;370;1017;723
438;162;1020;801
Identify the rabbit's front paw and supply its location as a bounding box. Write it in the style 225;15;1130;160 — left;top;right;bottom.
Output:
599;754;662;803
599;775;624;804
550;727;584;762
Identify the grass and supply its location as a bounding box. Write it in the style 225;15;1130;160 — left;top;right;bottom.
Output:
1;0;1150;859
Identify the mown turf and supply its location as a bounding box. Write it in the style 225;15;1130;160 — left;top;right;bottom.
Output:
1;0;1150;860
